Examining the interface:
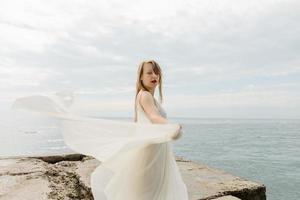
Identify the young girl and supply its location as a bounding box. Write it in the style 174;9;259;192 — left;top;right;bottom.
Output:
121;59;188;199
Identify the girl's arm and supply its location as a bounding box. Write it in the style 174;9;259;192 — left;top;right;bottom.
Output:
139;91;168;124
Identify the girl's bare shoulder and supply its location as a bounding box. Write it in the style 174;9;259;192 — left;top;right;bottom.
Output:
139;90;153;101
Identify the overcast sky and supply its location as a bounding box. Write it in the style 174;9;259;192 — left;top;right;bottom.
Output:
0;0;299;119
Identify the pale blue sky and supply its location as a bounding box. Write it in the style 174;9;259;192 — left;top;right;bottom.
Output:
0;0;299;118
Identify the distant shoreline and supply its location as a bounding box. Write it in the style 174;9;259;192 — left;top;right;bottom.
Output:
92;116;300;120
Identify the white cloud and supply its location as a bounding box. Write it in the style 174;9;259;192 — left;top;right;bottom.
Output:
0;0;299;118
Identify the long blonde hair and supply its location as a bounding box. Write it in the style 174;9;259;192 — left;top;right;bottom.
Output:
134;60;163;122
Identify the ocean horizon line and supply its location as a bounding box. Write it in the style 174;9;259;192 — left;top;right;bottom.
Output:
90;116;300;120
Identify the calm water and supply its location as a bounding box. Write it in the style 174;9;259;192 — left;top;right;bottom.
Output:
171;118;300;200
0;113;299;200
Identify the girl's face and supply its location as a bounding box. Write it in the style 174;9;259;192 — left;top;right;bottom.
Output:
141;63;160;90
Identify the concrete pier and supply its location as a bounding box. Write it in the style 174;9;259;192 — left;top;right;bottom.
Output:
0;154;266;200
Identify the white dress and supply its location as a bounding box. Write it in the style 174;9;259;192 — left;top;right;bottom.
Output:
12;92;189;200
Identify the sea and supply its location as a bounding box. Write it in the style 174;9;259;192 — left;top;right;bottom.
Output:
0;111;299;200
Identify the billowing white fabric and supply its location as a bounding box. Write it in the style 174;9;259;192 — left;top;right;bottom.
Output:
12;92;188;200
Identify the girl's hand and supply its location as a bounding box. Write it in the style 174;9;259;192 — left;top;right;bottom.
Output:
169;124;183;140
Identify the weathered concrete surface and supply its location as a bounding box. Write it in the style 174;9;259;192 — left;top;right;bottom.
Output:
0;154;266;200
176;157;266;200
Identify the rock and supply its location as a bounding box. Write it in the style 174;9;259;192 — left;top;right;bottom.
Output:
175;157;266;200
0;158;51;200
0;154;266;200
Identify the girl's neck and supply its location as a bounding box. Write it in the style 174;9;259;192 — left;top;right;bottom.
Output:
149;89;155;96
141;88;155;96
